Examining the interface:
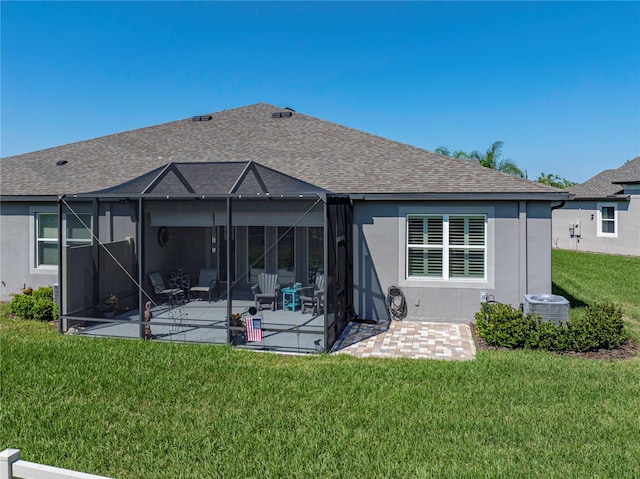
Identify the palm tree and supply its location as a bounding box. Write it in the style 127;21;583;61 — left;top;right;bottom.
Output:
469;141;526;178
436;141;526;178
435;146;470;159
537;172;577;188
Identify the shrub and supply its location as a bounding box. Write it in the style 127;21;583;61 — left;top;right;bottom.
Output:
525;319;569;352
476;301;626;353
9;286;58;322
568;303;625;352
475;302;538;349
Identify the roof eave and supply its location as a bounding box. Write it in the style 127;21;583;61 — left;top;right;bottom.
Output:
570;194;631;201
348;192;571;201
0;195;61;202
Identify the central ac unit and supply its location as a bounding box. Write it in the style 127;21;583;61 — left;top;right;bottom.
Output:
523;294;569;324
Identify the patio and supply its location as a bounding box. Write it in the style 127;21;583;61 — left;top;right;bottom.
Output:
331;319;477;360
68;298;477;360
59;162;353;354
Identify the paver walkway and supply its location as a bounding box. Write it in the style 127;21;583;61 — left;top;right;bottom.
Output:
331;319;476;360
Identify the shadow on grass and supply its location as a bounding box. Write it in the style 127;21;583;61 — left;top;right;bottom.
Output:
552;282;589;308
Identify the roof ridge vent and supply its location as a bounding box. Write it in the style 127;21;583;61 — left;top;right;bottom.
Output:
272;111;293;118
192;115;212;122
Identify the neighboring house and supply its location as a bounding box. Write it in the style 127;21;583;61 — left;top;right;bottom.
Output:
1;103;568;351
552;157;640;256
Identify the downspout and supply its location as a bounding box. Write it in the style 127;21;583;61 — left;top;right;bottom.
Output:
551;201;566;250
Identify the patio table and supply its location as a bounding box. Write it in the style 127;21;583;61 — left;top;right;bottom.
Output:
282;287;301;311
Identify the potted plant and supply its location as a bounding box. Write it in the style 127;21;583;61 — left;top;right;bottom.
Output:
101;293;119;318
230;313;246;345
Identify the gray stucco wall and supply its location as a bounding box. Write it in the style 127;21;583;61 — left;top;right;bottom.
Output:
352;200;553;323
1;201;58;300
0;200;138;302
526;201;553;294
552;198;640;256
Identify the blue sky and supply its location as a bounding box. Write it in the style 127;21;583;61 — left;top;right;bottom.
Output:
2;1;638;183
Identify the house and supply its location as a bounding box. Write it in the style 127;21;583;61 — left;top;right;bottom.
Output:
552;157;640;256
0;103;568;352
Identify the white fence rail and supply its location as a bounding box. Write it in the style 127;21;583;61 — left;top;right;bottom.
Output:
1;449;113;479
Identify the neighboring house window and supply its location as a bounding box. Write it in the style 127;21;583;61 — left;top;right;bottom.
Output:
597;203;617;237
407;215;486;280
34;212;93;267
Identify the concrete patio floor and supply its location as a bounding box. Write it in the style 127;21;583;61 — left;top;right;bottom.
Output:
75;299;325;353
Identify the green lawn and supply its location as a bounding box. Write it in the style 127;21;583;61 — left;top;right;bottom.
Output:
1;251;639;478
552;249;640;340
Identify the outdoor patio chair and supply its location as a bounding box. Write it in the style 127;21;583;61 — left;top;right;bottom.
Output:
189;268;219;302
149;272;184;306
299;273;325;315
251;272;280;311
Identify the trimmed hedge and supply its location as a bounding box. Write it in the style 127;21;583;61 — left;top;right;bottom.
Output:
475;301;626;352
8;286;58;322
568;302;626;352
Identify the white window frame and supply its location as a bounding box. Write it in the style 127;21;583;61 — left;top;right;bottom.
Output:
30;207;93;272
35;211;59;269
399;205;494;289
596;203;617;238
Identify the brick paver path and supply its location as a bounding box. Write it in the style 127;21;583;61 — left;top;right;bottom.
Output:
331;320;476;360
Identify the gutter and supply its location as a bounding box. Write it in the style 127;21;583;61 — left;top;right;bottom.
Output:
0;195;61;202
348;192;571;201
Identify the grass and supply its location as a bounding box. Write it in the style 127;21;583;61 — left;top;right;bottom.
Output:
1;251;639;478
552;249;640;340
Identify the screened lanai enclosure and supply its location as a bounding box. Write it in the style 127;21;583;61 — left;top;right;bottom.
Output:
57;162;353;353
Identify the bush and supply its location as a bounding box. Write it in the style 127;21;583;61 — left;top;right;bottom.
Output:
525;319;569;352
475;302;538;349
475;301;626;353
568;303;625;352
9;286;58;322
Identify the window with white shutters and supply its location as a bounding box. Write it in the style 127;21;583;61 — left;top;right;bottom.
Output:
407;214;486;280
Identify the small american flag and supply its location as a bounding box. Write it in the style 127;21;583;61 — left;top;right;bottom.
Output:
244;316;263;342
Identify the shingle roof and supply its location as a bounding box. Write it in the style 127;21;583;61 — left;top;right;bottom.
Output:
1;103;563;198
567;156;640;199
612;156;640;184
